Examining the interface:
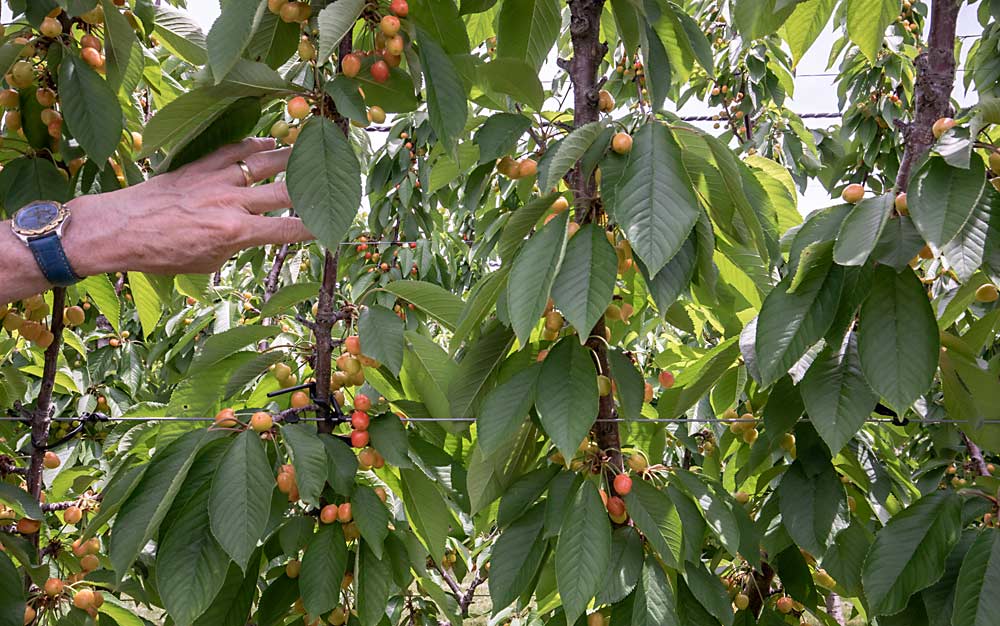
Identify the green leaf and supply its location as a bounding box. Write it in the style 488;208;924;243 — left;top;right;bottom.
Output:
733;0;798;39
632;555;681;626
417;30;467;150
612;121;701;277
257;575;299;626
941;193;992;282
658;337;741;418
551;223;618;338
597;526;644;605
259;282;320;318
496;0;560;70
781;0;835;65
158;486;230;626
0;551;24;626
154;5;208;65
128;272;163;339
401;332;458;423
140;87;241;159
478;57;545;110
400;468;452;562
623;479;682;568
846;0;899;62
192;326;280;371
378;281;464;330
452;265;510;352
507;211;570;344
109;429;212;580
607;348;645;422
324;75;368;126
321;434;360;493
556;481;612;625
358;304;405;376
475;113;532;163
861;490;962;616
682;560;734;626
536;338;599;462
490;503;547;610
287;117;362;250
408;0;470;54
58;54;123;165
777;461;847;556
192;555;259;626
822;522;871;598
357;542;392;626
300;523;348;617
353;67;419;113
857;266;940;413
951;529;1000;626
755;253;843;386
874;215;926;272
498;191;562;260
100;0;137;91
209;430;275;571
800;330;878;454
541;122;607;192
80;274;122;331
317;0;365;62
833;193;894;266
282;423;329;507
207;0;261;82
478;364;539;455
448;323;514;419
352;486;390;558
909;157;987;248
0;483;41;521
0;157;70;215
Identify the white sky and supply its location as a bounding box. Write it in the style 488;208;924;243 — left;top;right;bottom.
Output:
184;1;983;214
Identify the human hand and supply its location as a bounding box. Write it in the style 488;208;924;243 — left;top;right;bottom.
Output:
64;137;313;276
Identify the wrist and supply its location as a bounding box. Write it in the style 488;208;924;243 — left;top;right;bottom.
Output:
62;195;123;277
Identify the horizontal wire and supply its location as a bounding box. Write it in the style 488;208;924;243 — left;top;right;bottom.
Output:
7;416;1000;425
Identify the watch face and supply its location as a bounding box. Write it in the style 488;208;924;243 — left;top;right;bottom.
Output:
13;201;64;235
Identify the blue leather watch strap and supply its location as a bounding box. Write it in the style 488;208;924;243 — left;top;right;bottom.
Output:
27;233;82;287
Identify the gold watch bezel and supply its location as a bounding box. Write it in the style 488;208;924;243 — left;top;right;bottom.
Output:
11;201;69;238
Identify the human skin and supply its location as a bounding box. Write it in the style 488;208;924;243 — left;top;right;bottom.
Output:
0;138;314;304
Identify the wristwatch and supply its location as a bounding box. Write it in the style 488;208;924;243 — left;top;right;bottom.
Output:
10;200;82;287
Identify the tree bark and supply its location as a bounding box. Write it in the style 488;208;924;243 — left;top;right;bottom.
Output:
566;0;621;473
26;288;65;500
894;0;961;191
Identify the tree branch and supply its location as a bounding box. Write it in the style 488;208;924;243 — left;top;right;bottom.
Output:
894;0;960;191
963;432;992;477
27;288;65;501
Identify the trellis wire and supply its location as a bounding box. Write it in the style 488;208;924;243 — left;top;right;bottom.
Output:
6;416;1000;425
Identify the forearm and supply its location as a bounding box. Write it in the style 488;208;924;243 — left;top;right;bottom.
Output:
1;195;120;306
0;224;52;305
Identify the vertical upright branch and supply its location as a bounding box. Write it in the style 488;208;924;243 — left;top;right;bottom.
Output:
312;35;355;435
894;0;960;191
566;0;621;473
27;288;65;499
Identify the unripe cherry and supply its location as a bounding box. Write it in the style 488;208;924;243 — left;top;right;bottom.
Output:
72;589;94;609
43;578;64;597
287;96;310;120
250;411;273;433
40;17;62;38
43;451;60;469
64;505;82;524
380;15;401;37
80;34;102;51
290;390;310;408
341;53;361;78
35;87;55;107
81;47;104;69
611;132;632;154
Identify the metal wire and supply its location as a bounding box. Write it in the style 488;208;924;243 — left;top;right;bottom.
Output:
9;416;1000;425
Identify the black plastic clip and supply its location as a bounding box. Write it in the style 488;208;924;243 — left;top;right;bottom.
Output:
33;413;109;451
891;414;910;427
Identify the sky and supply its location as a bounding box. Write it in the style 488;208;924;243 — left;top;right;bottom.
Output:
184;1;984;213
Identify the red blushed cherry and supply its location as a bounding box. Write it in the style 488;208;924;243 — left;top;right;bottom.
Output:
350;429;370;448
613;473;632;496
350;410;370;431
370;60;390;83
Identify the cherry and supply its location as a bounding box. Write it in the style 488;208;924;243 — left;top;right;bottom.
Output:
285;559;301;578
368;105;386;124
72;589;94;609
43;578;64;597
598;89;614;112
350;410;369;430
734;491;749;504
40;17;62;38
611;132;632;154
43;451;60;469
80;554;99;572
658;371;674;388
329;606;348;626
894;192;908;214
613;473;632;495
297;39;316;61
131;131;143;152
518;158;537;177
734;593;750;611
643;382;653;403
81;47;104;70
606;496;625;517
841;183;864;204
390;0;409;16
386;35;404;55
64;505;82;524
337;502;353;523
383;51;402;67
344;335;361;355
279;2;301;22
290;390;310;409
932;117;956;139
341;53;361;78
358;447;377;469
276;472;296;494
0;89;18;109
17;518;40;534
370;60;390;83
35;87;56;107
81;34;102;51
215;408;238;428
320;504;338;524
975;284;999;303
270;120;290;139
354;394;372;411
267;0;287;14
250;411;273;432
287;96;310;120
24;606;35;624
350;429;369;448
626;453;648;472
10;61;34;88
380;15;401;37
